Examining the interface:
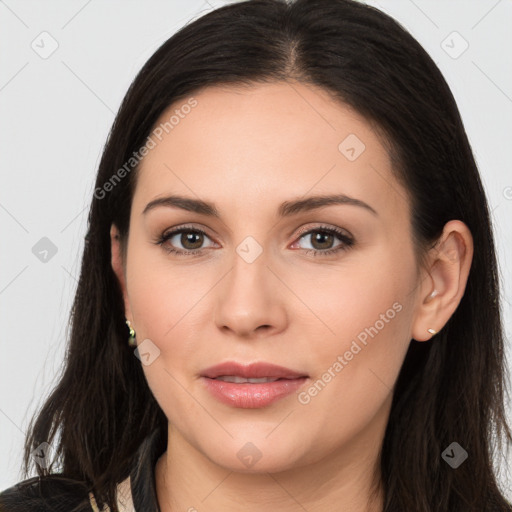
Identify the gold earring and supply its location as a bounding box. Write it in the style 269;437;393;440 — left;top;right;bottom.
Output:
427;328;437;335
126;319;137;347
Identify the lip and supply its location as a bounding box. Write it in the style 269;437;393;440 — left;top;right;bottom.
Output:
200;362;309;409
200;361;308;380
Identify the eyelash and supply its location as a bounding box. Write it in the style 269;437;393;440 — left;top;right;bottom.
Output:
153;224;354;258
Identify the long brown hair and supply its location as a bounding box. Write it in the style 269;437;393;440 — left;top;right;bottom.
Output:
11;0;512;510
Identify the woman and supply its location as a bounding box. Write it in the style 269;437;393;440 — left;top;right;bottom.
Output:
1;0;511;510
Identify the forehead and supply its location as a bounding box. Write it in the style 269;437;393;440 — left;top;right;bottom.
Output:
133;81;408;222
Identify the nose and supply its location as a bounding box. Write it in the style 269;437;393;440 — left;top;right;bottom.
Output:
213;246;288;339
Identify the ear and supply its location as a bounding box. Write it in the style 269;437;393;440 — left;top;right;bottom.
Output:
110;223;132;322
411;220;473;342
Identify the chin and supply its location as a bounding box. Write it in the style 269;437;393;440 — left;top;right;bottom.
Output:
202;437;307;474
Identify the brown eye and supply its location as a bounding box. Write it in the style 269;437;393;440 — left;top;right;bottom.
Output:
309;231;335;250
155;225;354;258
178;231;204;250
293;226;355;257
155;227;215;256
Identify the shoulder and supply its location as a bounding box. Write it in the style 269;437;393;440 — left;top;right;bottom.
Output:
0;475;93;512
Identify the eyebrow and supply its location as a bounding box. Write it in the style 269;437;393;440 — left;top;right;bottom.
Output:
142;193;378;218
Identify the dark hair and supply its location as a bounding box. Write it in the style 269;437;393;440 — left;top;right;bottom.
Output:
10;0;512;510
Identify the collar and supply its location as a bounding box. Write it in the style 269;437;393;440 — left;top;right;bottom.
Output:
128;426;166;511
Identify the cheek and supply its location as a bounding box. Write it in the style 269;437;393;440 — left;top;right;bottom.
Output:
123;249;200;393
294;254;415;428
299;254;411;355
125;237;207;342
131;274;206;426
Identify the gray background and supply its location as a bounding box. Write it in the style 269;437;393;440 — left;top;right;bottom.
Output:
1;0;511;499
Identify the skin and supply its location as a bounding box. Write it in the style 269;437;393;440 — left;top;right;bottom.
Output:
111;81;473;512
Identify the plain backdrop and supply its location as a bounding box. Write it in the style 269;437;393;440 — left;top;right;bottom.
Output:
1;0;511;500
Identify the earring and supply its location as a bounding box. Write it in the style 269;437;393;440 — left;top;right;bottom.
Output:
427;328;437;335
126;319;137;347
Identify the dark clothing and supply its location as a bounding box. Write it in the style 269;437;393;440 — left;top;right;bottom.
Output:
0;427;164;511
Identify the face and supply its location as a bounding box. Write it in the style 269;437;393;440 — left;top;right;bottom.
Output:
112;81;427;473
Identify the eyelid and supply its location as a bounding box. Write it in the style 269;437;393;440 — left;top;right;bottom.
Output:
292;223;352;240
161;223;214;239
